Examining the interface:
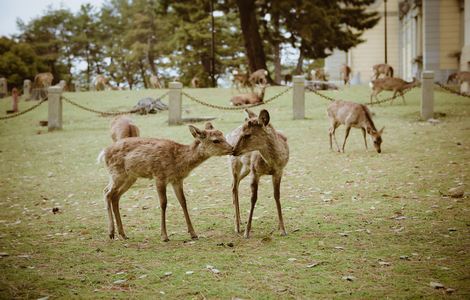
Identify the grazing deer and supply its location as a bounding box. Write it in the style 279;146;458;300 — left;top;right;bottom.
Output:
191;76;200;88
230;85;266;106
110;116;140;142
227;109;289;238
149;75;162;89
249;69;268;87
311;68;327;81
447;71;470;85
33;72;54;88
95;75;111;91
340;64;352;85
370;77;419;104
232;69;250;91
327;100;384;153
372;63;394;80
99;122;232;241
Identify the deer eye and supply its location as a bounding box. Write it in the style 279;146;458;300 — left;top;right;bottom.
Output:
212;140;220;144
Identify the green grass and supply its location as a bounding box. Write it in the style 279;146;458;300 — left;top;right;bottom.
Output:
0;85;469;299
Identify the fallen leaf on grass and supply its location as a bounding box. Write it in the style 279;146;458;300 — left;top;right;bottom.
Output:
113;279;127;285
138;274;148;279
0;253;9;257
430;281;445;289
185;271;194;275
378;261;391;266
287;258;297;262
306;261;323;268
342;275;356;281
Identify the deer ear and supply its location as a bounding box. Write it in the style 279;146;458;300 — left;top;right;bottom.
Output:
204;122;214;130
244;109;257;119
189;125;205;139
379;126;385;134
258;109;270;126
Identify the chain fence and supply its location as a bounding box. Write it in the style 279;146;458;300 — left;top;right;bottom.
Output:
0;98;47;120
434;82;470;99
182;86;292;111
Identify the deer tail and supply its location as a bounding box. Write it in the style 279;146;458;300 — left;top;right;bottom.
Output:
96;149;106;165
389;66;394;77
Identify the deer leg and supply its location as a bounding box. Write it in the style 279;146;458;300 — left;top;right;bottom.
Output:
342;126;352;153
273;174;286;236
172;181;198;240
244;175;260;239
231;161;243;234
361;128;368;150
400;91;406;105
156;182;169;242
112;177;137;239
104;183;115;239
331;123;341;152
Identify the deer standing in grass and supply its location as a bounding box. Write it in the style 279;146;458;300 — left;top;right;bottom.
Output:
447;71;470;85
227;109;289;238
340;64;352;85
369;77;419;104
327;100;384;153
230;85;266;106
372;63;394;79
100;122;233;241
110;116;140;142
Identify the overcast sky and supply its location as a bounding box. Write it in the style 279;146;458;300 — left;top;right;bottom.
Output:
0;0;105;37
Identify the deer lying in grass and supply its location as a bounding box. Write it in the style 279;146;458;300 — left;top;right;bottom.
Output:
227;109;289;238
99;122;233;241
369;77;419;104
249;69;268;87
230;85;266;106
447;71;470;85
110;116;140;142
327;100;384;153
372;63;394;79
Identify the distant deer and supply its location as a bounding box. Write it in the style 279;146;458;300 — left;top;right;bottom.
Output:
232;69;250;91
311;68;327;81
249;69;268;87
447;71;470;85
99;122;232;241
230;85;266;106
95;75;113;91
340;64;352;85
149;75;162;89
191;76;200;88
372;63;394;80
370;77;419;104
33;72;54;89
227;109;289;238
110;116;140;142
327;100;384;153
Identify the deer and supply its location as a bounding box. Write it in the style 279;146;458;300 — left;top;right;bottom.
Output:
149;75;162;89
33;72;54;89
248;69;268;87
226;109;289;238
98;122;233;242
191;76;200;88
327;100;384;153
369;77;419;104
110;116;140;142
372;63;394;80
311;68;327;81
340;64;352;85
447;71;470;85
232;69;250;91
230;85;266;106
95;75;113;91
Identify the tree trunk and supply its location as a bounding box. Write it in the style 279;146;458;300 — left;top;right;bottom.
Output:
139;60;148;89
147;38;158;76
272;11;282;84
236;0;271;82
295;51;304;75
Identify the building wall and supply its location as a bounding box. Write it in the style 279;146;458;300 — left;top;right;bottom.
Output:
439;0;461;70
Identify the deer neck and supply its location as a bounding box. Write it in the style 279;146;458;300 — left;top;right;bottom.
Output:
258;127;288;167
176;141;210;175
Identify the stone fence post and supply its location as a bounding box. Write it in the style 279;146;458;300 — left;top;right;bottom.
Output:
169;81;183;125
23;79;31;100
421;71;434;120
293;76;305;119
48;86;62;131
0;77;7;98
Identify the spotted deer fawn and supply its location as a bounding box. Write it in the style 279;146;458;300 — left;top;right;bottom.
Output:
227;109;289;238
110;116;140;142
369;77;419;104
230;85;266;106
327;100;384;153
100;122;233;241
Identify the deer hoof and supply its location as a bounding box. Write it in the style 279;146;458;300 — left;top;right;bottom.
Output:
162;237;170;242
280;231;287;237
191;235;199;240
109;232;115;240
243;233;250;239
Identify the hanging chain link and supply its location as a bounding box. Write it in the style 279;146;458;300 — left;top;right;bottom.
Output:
182;86;292;111
434;82;470;98
0;99;47;120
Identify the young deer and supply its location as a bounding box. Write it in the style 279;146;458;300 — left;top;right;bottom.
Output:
110;116;140;142
447;71;470;85
327;100;384;153
230;85;266;106
248;69;268;87
372;63;394;79
370;77;419;104
227;109;289;238
100;122;233;241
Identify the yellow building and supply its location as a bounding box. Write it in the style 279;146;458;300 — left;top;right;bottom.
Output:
325;0;469;85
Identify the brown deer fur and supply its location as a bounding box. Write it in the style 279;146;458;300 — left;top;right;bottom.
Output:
232;70;250;91
370;77;419;104
327;100;384;153
101;122;232;241
95;75;110;91
230;85;266;106
340;64;352;85
110;116;140;142
33;72;53;88
227;109;289;238
311;68;327;81
249;69;268;87
149;75;162;89
191;76;200;88
447;71;470;85
372;63;394;79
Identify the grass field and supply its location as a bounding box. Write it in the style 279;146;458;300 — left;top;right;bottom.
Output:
0;85;469;299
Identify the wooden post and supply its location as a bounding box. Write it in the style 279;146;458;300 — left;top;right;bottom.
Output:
293;75;305;119
48;86;62;131
168;81;182;125
421;71;434;120
23;79;31;100
0;77;7;98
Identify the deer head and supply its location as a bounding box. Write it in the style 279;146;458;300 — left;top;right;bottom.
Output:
367;126;384;153
188;122;233;156
232;109;271;156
